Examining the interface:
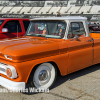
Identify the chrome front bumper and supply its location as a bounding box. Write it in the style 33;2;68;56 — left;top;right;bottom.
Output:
0;76;25;90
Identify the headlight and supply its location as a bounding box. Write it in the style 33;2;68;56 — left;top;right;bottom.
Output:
0;62;18;79
6;68;12;77
4;55;13;60
6;65;18;79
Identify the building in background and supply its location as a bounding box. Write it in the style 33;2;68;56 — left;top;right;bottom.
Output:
0;0;99;22
0;0;100;7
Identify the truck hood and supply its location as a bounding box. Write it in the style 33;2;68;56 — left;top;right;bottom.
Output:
0;36;59;62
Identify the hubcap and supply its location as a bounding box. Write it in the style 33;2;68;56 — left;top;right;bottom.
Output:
38;70;48;81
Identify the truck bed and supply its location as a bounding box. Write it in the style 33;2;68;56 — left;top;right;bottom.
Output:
90;32;100;39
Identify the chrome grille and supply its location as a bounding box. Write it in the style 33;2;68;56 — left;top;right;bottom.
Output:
0;67;5;72
0;62;7;65
0;62;7;75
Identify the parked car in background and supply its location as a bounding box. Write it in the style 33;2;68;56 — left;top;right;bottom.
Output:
0;18;30;39
89;24;100;32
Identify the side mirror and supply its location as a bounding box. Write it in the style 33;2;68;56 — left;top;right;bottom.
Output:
74;35;79;40
2;28;8;33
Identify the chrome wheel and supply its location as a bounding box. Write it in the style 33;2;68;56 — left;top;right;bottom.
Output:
38;70;48;81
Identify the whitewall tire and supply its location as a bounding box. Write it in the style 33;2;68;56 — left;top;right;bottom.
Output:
27;63;57;90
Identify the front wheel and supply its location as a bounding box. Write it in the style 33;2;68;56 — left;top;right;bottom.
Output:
26;63;57;92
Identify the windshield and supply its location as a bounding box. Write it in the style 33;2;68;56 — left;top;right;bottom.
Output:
26;20;66;39
0;20;4;26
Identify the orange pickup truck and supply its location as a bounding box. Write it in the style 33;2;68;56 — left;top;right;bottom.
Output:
0;16;99;92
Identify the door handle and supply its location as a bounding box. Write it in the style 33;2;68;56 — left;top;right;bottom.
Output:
87;40;92;42
87;38;93;42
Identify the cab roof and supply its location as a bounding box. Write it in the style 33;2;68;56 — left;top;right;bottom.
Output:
30;16;87;21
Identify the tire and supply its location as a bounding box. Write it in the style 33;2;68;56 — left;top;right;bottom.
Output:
25;63;57;94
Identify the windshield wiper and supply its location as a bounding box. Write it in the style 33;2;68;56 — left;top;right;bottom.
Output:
36;34;46;38
26;33;37;36
26;33;47;38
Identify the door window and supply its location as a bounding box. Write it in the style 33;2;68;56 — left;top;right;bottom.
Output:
3;20;22;33
68;22;86;39
0;20;4;26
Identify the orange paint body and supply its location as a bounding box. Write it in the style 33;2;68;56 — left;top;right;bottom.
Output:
90;33;100;39
0;35;100;84
90;32;100;64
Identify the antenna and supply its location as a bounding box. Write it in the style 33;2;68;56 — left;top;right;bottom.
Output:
17;25;18;38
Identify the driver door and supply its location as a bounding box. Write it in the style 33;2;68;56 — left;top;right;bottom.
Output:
66;22;93;74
